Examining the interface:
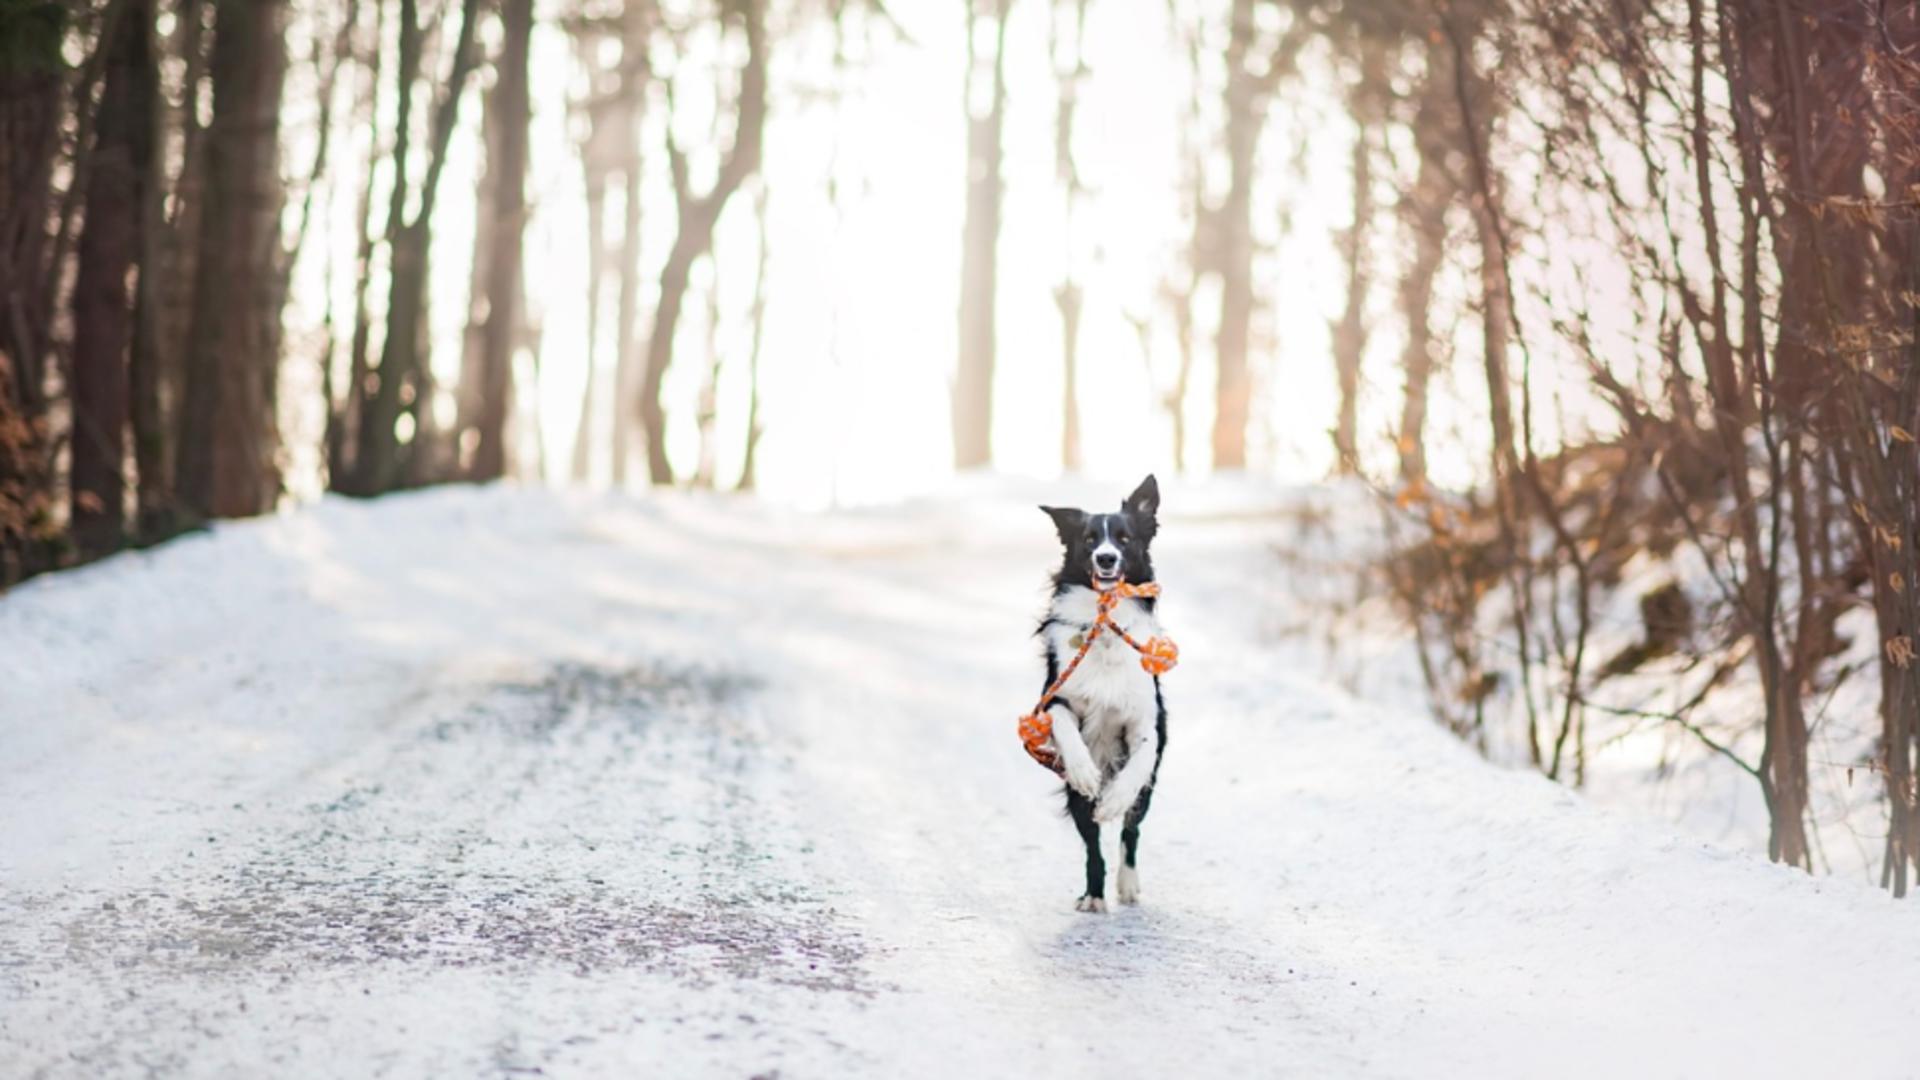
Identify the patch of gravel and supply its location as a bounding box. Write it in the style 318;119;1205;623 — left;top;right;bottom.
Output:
26;661;872;997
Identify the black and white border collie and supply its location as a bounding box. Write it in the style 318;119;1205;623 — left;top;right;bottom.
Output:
1036;475;1168;913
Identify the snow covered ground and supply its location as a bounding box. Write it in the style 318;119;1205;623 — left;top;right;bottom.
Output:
3;478;1917;1078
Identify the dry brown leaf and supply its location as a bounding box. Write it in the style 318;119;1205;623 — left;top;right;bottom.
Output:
1887;635;1915;669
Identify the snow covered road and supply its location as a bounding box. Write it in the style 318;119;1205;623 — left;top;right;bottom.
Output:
4;482;1918;1078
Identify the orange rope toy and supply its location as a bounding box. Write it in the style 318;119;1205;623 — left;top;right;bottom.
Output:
1018;579;1180;774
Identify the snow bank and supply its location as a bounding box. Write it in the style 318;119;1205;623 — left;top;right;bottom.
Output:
3;479;1916;1077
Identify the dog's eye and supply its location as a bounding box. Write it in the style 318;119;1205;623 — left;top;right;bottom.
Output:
1116;531;1130;544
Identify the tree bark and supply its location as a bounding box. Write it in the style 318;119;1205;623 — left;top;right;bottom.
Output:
1443;20;1516;484
176;0;290;520
0;0;65;583
609;10;646;487
1213;0;1260;470
1052;0;1086;473
738;184;769;491
342;0;481;495
71;0;157;557
569;27;619;484
456;76;501;471
334;0;386;485
144;0;210;530
469;0;533;482
953;0;1011;471
1329;42;1383;476
1396;52;1453;484
637;0;765;486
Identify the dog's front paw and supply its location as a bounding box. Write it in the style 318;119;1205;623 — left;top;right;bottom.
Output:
1075;895;1108;914
1115;866;1140;905
1063;758;1102;800
1093;788;1135;824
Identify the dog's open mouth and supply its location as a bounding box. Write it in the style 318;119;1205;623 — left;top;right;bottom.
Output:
1092;568;1122;589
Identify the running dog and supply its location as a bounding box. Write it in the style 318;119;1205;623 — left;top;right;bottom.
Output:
1035;475;1168;912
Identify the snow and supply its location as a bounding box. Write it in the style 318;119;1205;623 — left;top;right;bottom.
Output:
3;478;1917;1077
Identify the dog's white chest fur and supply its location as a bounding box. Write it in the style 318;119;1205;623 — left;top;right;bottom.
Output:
1045;586;1161;776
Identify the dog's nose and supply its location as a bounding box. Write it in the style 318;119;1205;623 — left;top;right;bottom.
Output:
1095;552;1119;570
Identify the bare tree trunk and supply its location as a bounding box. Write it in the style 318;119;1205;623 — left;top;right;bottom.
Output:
694;271;722;489
469;0;533;482
1154;10;1206;476
1443;20;1516;482
569;174;605;482
144;0;209;528
569;38;615;485
1051;0;1086;472
71;0;156;558
1213;0;1261;470
131;0;180;541
0;0;65;583
1395;70;1450;484
738;184;769;491
332;0;385;487
611;160;642;486
176;0;290;520
1329;40;1383;476
953;0;1011;471
342;0;481;495
637;0;765;486
609;11;647;487
456;77;501;472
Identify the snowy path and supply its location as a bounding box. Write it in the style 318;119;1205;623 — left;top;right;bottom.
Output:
4;482;1918;1078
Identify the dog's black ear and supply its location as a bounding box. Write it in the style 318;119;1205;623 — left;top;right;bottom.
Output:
1040;505;1087;544
1124;475;1160;520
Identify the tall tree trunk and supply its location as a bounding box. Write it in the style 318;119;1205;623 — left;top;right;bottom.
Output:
637;0;765;486
1395;73;1450;484
1213;0;1260;471
1330;70;1379;475
609;12;646;487
569;53;613;484
611;156;642;486
737;184;769;491
953;0;1010;471
176;0;290;520
569;175;605;482
131;0;175;541
343;0;481;495
0;0;65;584
335;0;385;485
71;0;157;558
694;270;723;489
145;0;210;529
456;77;501;472
469;0;533;482
1052;0;1086;472
1442;18;1516;482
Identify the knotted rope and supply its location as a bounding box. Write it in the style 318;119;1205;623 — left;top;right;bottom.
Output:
1018;579;1180;774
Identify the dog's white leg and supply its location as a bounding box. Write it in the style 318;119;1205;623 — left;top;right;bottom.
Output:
1094;728;1155;824
1115;864;1140;905
1048;702;1102;799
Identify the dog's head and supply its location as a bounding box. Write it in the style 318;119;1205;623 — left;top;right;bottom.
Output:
1041;475;1160;591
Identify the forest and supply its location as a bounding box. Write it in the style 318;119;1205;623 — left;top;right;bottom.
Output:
9;1;1920;1071
3;0;1920;895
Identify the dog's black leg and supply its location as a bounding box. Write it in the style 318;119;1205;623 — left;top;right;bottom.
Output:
1117;687;1166;906
1117;783;1153;905
1066;788;1105;912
